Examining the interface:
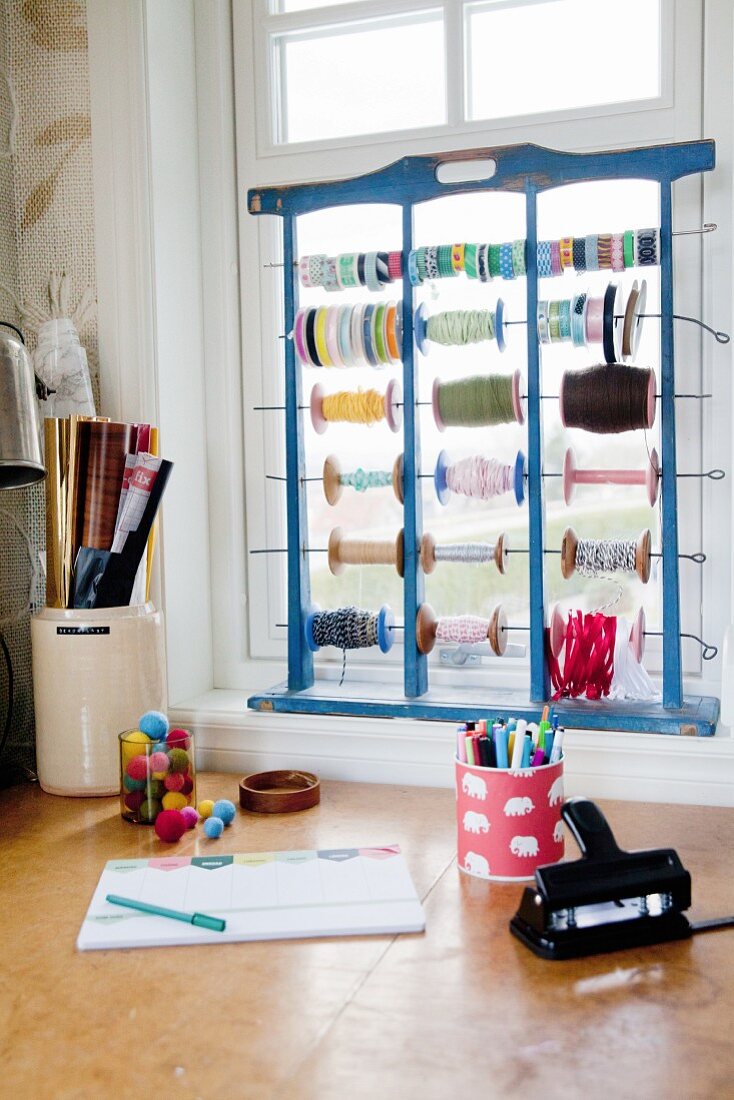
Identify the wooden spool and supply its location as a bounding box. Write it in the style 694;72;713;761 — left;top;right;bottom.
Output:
560;527;652;583
322;454;404;506
415;602;507;656
328;527;404;577
419;531;508;575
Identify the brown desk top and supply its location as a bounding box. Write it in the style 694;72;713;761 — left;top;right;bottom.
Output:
1;776;732;1099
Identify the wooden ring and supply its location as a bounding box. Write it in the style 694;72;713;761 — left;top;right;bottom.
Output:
239;770;321;814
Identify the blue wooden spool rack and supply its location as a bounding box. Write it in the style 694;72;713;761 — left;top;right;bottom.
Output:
247;140;720;736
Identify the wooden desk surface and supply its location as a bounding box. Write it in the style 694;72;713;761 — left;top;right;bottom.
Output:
1;776;732;1099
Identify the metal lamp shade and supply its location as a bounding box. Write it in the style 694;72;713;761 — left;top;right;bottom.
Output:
0;327;45;489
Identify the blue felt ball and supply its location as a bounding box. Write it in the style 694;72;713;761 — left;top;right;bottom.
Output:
139;711;169;741
204;816;224;839
123;774;146;792
212;799;236;826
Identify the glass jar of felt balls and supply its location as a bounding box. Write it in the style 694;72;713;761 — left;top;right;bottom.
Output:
119;711;196;825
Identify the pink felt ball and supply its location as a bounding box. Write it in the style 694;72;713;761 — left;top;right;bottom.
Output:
154;809;187;843
124;791;145;811
180;775;194;796
166;727;190;750
164;772;185;792
149;751;170;774
180;806;199;830
126;755;149;781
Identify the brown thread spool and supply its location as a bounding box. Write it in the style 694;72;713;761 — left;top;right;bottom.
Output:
328;527;404;576
559;363;656;434
322;454;404;505
420;531;509;574
415;602;507;655
561;527;652;584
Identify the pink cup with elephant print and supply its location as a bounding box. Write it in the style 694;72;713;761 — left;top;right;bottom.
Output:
456;756;564;881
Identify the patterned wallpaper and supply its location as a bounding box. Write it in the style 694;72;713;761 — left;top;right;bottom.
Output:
0;0;98;781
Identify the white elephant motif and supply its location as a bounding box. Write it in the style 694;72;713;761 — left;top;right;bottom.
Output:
548;776;564;806
462;772;487;800
553;819;564;843
464;851;490;878
503;795;534;816
510;835;539;857
463;810;490;834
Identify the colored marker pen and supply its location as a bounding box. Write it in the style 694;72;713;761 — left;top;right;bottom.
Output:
510;719;527;769
544;729;555;765
494;726;509;769
456;728;467;763
531;748;545;767
549;728;565;764
465;735;475;766
520;734;532;768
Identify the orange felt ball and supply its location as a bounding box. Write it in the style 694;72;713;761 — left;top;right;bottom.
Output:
154;809;187;843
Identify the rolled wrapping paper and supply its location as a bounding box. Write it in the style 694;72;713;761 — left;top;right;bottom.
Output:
72;420;137;561
44;417;71;608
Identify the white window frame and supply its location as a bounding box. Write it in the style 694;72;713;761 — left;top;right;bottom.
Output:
86;0;734;803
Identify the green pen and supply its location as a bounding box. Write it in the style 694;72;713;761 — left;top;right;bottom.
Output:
105;893;226;932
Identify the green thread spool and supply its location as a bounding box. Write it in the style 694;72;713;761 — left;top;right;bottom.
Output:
432;371;524;430
426;309;495;347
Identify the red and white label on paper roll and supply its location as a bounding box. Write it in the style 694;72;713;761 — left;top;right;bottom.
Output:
455;757;564;881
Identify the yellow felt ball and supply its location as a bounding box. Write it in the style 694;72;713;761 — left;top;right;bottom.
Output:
121;730;152;767
162;792;188;811
198;799;215;820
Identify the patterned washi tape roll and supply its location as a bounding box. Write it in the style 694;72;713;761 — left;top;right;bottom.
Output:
337;254;358;289
597;234;613;270
610;233;625;272
307;254;329;288
464;243;478;279
511;239;526;277
376;251;391;284
407;251;422;286
322;256;339;292
438;245;454;278
548;299;561;341
537;241;552;278
558;299;572;340
572;237;586;274
537;300;550;344
416;247;428;282
623;230;635;269
637;228;658;266
452;243;465;273
424;245;439;280
499;242;515;280
477;244;489;281
550;240;562;276
559;237;574;271
584;235;599;272
571;293;587;347
387;251;403;280
488;244;501;279
364;252;382;292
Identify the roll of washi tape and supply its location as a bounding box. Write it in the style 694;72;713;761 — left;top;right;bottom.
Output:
417;247;429;282
597;234;613;270
315;306;333;366
376;251;391;284
611;233;625;272
537;300;550;344
584;235;599;272
537;240;552;278
623;230;635;269
408;250;422;287
354;253;365;287
452;243;465;273
558;299;572;340
426;245;440;280
337;253;358;289
585;295;604;344
364;252;382;292
488;244;501;279
305;307;320;366
512;239;526;277
550;240;562;276
325;306;343;366
294;308;312;366
338;305;354;367
602;282;620;364
548;299;561;342
477;244;489;281
572;237;586;274
464;243;478;280
306;254;328;288
322;256;339;292
372;303;388;365
571;293;587;348
637;228;657;267
559;237;574;270
239;770;321;814
299;256;314;288
362;303;379;366
387;250;403;280
438;245;454;278
499;242;515;280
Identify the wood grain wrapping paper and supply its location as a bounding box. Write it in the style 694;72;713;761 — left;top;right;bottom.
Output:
44;418;71;608
70;420;136;565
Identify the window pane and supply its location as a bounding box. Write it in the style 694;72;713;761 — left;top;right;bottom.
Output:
271;0;365;12
467;0;661;122
275;13;446;143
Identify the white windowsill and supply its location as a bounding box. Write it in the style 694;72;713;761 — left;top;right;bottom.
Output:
171;687;734;807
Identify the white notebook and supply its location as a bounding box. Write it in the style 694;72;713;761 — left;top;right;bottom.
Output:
77;845;425;950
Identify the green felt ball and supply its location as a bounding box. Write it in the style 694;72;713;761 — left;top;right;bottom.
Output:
167;748;190;774
123;774;146;792
139;798;162;823
145;779;165;799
